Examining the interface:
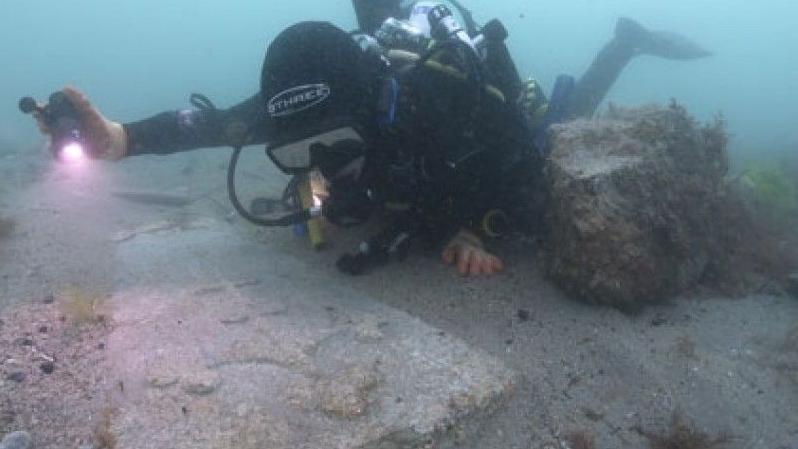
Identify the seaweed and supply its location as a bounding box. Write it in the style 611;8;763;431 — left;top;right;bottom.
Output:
744;164;798;232
0;216;14;240
675;335;698;360
93;406;118;449
703;168;798;293
565;430;596;449
637;412;732;449
58;286;110;325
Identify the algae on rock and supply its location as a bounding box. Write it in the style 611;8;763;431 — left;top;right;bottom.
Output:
741;164;798;232
543;102;730;307
637;412;732;449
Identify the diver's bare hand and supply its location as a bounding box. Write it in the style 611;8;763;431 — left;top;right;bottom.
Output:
441;229;504;276
36;87;128;160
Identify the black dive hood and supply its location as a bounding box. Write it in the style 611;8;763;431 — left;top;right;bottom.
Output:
226;22;381;228
260;21;378;174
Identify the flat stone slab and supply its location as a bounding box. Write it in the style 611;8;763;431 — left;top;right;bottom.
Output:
104;226;515;449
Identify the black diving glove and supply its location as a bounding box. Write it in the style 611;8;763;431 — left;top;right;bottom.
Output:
336;220;415;276
336;243;391;276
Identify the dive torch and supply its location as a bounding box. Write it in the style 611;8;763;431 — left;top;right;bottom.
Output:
19;92;89;161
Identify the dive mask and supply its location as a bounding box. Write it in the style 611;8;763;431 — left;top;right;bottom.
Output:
266;126;366;177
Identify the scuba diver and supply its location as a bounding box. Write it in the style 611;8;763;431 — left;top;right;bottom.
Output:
24;0;711;277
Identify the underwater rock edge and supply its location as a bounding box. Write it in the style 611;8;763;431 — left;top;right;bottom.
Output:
544;102;730;308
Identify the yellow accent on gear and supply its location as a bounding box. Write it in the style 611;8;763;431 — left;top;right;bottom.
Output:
299;177;324;250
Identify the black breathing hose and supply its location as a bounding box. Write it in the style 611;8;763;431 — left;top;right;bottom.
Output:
226;145;314;227
186;92;313;228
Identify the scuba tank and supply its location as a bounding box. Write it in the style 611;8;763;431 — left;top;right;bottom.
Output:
408;2;522;100
375;17;430;54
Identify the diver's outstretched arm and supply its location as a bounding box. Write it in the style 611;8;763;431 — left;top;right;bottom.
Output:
30;87;269;159
566;17;711;119
124;93;269;157
31;87;129;160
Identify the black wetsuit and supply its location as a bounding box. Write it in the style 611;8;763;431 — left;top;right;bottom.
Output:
377;54;541;235
124;94;269;156
122;43;542;240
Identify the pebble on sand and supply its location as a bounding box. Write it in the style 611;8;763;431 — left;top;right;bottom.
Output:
39;361;55;374
14;338;33;347
0;431;32;449
5;372;26;383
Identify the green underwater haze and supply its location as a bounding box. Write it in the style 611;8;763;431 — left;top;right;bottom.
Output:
1;0;797;163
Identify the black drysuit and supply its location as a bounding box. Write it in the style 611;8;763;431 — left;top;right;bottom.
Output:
122;45;543;241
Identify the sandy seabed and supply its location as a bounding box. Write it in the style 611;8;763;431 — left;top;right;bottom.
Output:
1;147;797;449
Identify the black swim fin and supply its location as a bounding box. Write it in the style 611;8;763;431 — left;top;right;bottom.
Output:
563;17;712;119
616;17;712;60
